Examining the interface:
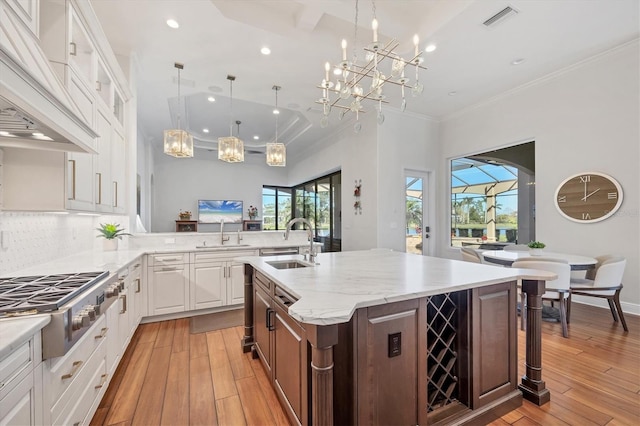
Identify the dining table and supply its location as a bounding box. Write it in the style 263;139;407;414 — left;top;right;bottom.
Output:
482;250;597;271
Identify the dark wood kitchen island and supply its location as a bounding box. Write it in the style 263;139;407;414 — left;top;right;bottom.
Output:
240;250;553;425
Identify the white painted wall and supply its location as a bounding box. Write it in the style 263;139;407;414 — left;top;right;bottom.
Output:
377;110;440;253
287;109;438;252
439;40;640;313
151;149;288;233
288;115;379;251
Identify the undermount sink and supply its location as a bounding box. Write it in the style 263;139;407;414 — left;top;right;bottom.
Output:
266;260;311;270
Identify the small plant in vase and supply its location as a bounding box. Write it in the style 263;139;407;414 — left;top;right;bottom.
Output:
247;205;258;220
179;210;192;220
97;223;131;251
527;241;546;256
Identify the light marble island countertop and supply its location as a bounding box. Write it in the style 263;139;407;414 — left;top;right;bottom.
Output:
240;249;557;325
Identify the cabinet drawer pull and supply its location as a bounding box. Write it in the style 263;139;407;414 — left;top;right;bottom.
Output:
120;294;127;314
135;278;141;293
95;373;109;389
157;257;181;262
161;267;180;271
69;42;76;56
113;181;118;207
61;360;83;380
95;327;108;339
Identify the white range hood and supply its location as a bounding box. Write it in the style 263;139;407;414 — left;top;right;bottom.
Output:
0;5;97;153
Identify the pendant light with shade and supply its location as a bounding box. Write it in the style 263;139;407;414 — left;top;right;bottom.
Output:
266;85;286;167
163;62;194;158
218;75;244;163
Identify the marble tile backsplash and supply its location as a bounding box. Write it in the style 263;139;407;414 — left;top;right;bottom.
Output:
0;212;126;276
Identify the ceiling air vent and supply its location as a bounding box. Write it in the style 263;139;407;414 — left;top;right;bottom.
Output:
483;6;518;27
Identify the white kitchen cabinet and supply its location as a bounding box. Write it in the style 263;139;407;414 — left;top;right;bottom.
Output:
189;261;226;310
228;260;247;305
0;333;43;426
147;253;190;316
0;366;40;426
129;260;145;327
189;250;256;308
104;298;120;374
35;0;130;215
116;279;130;354
65;69;96;211
44;315;107;425
94;105;112;212
110;125;126;214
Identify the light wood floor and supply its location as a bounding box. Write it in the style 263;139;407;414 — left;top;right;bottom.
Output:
91;303;639;426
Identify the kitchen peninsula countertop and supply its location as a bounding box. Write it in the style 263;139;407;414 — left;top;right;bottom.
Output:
240;249;557;325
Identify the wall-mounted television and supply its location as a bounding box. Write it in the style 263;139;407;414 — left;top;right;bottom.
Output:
198;200;243;224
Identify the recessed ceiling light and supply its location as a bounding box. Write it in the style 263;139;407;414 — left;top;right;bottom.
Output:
203;128;209;133
253;135;260;140
511;58;526;65
261;47;271;55
425;44;437;53
448;91;457;96
32;132;44;137
273;108;280;115
0;131;12;136
166;19;179;29
207;96;216;102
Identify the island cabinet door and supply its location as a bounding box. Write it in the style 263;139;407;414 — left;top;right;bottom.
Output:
356;299;422;426
471;281;518;408
253;285;272;373
273;302;307;426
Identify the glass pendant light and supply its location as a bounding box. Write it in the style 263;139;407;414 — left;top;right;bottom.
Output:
266;85;286;167
218;75;244;163
163;62;193;158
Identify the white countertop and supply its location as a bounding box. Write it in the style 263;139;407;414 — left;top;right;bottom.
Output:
0;315;50;360
240;250;557;326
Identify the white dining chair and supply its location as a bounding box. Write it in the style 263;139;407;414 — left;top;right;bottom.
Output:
512;257;572;338
570;256;628;331
460;247;483;263
504;244;529;251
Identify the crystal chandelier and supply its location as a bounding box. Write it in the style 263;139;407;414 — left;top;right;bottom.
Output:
218;75;244;163
163;62;193;157
316;0;425;128
266;85;286;167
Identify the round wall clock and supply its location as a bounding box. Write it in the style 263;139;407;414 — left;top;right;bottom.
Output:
554;172;623;223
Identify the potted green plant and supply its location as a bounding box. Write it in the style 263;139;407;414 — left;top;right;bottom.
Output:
96;223;131;251
527;241;546;256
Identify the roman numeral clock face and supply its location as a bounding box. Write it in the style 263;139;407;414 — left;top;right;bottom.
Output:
554;172;623;223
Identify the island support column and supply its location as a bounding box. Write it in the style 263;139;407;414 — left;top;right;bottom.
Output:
307;324;339;426
519;279;550;405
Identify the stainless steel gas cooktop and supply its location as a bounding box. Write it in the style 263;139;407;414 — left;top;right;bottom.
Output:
0;271;109;316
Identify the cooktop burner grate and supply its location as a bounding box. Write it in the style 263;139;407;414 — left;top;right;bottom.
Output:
0;271;109;315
